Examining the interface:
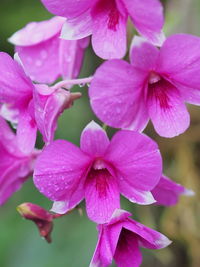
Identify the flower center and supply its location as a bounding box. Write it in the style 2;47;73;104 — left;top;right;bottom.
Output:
87;168;111;198
148;73;171;109
94;0;120;31
114;228;137;260
84;158;113;198
93;158;105;170
148;71;161;84
108;6;119;31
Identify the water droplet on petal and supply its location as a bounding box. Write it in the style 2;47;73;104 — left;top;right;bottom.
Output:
35;60;42;67
40;50;47;59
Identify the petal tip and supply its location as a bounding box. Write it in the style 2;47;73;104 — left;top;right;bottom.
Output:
111;209;131;220
131;35;147;49
183;188;195;197
51;201;69;214
83;121;103;132
152;31;166;47
155;235;172;249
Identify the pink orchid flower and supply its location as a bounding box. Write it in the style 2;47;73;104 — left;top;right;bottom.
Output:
33;121;162;224
90;209;171;267
40;0;164;59
9;16;89;84
0;52;80;154
89;34;200;138
152;175;194;206
0;117;38;205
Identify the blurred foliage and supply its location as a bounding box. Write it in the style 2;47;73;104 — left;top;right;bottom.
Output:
0;0;200;266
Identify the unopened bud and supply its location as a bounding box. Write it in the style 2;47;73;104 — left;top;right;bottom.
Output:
17;203;53;243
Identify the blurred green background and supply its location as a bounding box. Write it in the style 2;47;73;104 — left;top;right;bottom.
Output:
0;0;200;266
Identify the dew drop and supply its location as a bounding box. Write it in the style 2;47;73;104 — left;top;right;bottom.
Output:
79;83;85;88
35;60;42;67
40;50;47;59
65;56;72;62
27;57;32;63
116;108;121;114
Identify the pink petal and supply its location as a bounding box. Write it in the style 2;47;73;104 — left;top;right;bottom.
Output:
0;117;22;156
61;10;92;40
108;209;132;225
114;230;142;267
152;175;194;206
129;36;159;71
123;0;164;46
16;34;61;83
80;121;109;157
157;34;200;90
91;0;128;59
119;180;156;205
16;110;37;155
90;210;131;267
0;52;33;107
0;118;36;204
0;160;30;205
84;169;120;223
177;84;200;105
147;79;190;137
59;38;89;79
89;60;149;131
51;176;85;213
33;140;91;201
90;226;115;267
41;0;95;18
10;16;87;84
33;84;71;143
9;16;65;46
105;131;162;193
123;218;172;249
0;104;19;126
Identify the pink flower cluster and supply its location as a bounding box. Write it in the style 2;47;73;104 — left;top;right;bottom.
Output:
0;0;197;266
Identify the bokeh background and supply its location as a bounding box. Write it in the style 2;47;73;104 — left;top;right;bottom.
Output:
0;0;200;266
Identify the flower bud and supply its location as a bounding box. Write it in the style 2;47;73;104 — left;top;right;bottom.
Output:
17;203;54;243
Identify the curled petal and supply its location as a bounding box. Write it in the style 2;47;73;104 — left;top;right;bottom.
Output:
90;225;121;267
33;84;73;143
59;38;90;80
16;110;37;155
9;16;65;46
123;219;172;249
114;230;142;267
152;175;194;206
